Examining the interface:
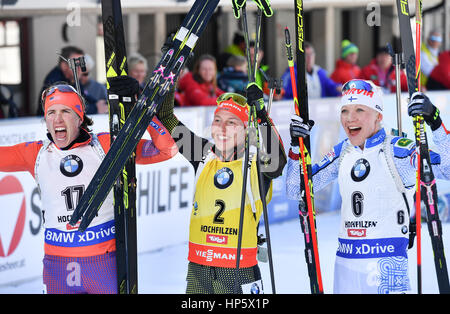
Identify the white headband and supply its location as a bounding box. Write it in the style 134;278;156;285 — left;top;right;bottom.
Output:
340;80;383;114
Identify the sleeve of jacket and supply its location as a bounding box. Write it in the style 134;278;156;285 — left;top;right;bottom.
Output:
0;141;42;177
286;140;344;200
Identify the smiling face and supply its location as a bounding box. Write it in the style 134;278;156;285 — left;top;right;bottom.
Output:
211;110;246;158
45;104;82;149
198;59;216;83
340;104;382;149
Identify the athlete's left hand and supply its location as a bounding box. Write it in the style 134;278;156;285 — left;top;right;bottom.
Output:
232;0;273;19
407;92;442;131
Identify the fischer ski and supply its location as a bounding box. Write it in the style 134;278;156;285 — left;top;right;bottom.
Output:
286;12;323;293
69;0;220;232
396;0;450;294
101;0;138;294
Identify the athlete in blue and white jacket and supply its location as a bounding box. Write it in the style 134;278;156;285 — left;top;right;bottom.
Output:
286;79;450;294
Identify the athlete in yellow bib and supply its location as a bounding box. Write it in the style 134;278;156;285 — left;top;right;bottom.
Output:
157;83;286;294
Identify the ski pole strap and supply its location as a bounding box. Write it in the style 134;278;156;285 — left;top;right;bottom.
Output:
232;0;273;19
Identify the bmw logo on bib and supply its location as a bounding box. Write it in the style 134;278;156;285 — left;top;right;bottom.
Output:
214;167;234;189
351;158;370;182
60;155;83;177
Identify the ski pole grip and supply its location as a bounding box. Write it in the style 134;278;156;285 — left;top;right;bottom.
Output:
284;27;294;66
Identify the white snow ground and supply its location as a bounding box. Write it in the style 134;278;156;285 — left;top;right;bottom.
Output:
0;211;448;294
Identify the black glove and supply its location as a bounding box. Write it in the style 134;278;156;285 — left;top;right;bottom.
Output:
107;75;140;99
407;92;442;131
246;82;265;113
290;114;314;146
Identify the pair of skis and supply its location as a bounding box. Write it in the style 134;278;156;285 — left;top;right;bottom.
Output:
101;0;138;294
396;0;450;294
69;0;220;293
284;0;323;294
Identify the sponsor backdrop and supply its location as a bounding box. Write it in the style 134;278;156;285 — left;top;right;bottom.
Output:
1;91;449;285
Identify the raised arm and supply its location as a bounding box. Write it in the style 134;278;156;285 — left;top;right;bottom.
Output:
0;141;42;177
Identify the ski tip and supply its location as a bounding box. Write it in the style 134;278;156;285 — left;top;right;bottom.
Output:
77;222;87;233
68;216;79;227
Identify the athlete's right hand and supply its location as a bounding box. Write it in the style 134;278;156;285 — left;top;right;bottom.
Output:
107;75;140;99
290;114;314;146
407;92;442;131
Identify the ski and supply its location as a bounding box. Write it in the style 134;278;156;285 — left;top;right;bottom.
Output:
396;0;450;294
69;0;220;232
287;4;323;293
101;0;138;294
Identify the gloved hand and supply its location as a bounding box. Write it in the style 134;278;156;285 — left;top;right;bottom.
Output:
246;82;265;112
161;33;174;55
157;86;175;121
290;114;314;146
107;75;140;99
232;0;273;19
407;92;442;131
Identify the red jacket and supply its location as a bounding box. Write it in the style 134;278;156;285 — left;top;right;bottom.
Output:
429;51;450;89
178;72;224;107
330;59;362;84
361;58;408;93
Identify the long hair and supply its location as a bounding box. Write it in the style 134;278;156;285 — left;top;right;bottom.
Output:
192;54;218;90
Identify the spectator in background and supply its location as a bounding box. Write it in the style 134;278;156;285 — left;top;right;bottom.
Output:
178;54;224;107
330;39;361;85
128;52;148;89
421;30;442;88
224;32;246;57
80;54;108;114
427;50;450;90
361;46;408;93
37;46;85;115
217;55;248;96
282;42;341;99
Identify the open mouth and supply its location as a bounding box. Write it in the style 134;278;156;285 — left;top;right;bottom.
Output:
54;127;67;140
347;126;361;136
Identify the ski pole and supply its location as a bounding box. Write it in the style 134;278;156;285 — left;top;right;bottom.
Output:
285;25;323;294
386;43;406;138
259;68;282;115
234;4;276;294
415;0;423;294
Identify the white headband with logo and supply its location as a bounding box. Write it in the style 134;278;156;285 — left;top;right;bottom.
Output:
340;80;383;114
